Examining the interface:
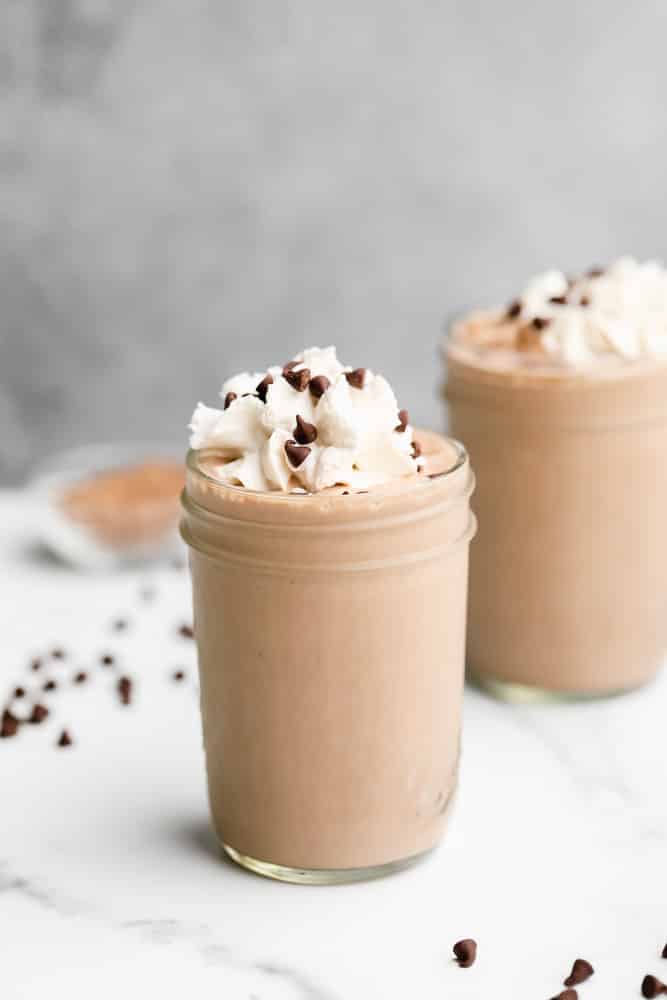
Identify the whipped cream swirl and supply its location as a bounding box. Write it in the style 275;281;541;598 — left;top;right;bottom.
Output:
508;257;667;366
189;346;421;492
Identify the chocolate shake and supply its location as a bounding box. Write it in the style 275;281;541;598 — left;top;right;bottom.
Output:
444;258;667;698
181;347;475;882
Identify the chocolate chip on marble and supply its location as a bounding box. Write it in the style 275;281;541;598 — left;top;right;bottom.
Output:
550;991;578;1000
532;316;551;330
308;375;330;399
57;729;73;748
14;687;25;699
255;374;274;403
642;975;667;998
30;658;42;672
100;654;115;667
395;409;409;432
345;368;366;389
178;624;194;639
43;680;57;692
118;676;133;706
29;704;49;725
51;648;65;660
284;367;311;392
74;672;88;685
564;959;594;987
453;938;477;968
284;440;311;468
173;670;185;682
1;710;19;739
506;299;522;319
223;391;237;410
294;415;318;445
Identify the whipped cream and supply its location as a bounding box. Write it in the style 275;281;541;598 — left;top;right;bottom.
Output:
189;346;422;492
505;257;667;366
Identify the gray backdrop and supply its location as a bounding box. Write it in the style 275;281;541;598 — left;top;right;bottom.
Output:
2;0;667;482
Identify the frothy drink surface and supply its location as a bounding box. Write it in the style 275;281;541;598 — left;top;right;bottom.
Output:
182;348;475;876
445;258;667;695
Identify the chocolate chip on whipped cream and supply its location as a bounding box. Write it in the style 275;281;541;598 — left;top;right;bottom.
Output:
395;409;409;432
255;374;274;403
29;704;49;725
224;391;237;410
189;346;421;493
1;709;19;738
506;299;522;319
293;415;318;445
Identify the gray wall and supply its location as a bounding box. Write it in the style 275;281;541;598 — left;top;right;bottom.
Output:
2;0;667;482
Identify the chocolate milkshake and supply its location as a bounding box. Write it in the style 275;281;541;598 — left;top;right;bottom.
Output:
444;258;667;699
181;347;475;882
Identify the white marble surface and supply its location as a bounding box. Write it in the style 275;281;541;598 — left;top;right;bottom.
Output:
1;489;666;1000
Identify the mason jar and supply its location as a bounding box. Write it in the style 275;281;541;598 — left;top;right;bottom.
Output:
180;429;476;883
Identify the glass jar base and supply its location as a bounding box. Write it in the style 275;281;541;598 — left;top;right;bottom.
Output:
221;842;433;885
467;667;648;704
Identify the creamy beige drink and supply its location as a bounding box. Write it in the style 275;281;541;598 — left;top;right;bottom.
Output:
445;258;667;698
181;347;475;882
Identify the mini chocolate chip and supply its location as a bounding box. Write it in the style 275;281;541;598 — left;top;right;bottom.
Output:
284;367;311;392
255;374;274;403
308;375;330;399
113;619;128;632
395;409;409;432
453;939;477;968
294;415;318;445
532;316;551;330
14;687;25;699
587;267;604;278
74;672;87;684
550;991;578;1000
662;942;667;959
43;680;57;692
118;676;133;706
345;368;366;389
51;648;65;660
580;295;590;307
412;440;422;459
284;440;311;468
549;295;567;305
506;299;522;319
178;624;194;639
31;658;42;671
564;959;594;987
642;975;667;998
100;654;115;667
29;704;49;725
1;710;19;738
173;670;185;682
57;729;73;748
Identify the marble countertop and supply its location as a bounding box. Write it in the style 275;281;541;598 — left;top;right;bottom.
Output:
1;490;666;1000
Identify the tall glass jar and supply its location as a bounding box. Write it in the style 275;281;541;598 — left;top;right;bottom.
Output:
181;430;476;883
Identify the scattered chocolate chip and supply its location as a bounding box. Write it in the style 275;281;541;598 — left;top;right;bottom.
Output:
1;710;19;738
453;939;477;968
345;368;366;389
255;374;274;403
241;392;256;398
74;672;87;684
412;440;422;459
112;619;128;632
173;670;185;682
532;316;551;330
57;729;73;748
580;295;590;307
118;676;133;706
51;648;65;660
395;409;409;432
550;991;578;1000
178;624;194;639
662;943;667;959
30;658;42;672
294;415;318;445
505;299;522;319
549;295;567;305
223;391;237;410
341;491;350;495
284;367;311;392
642;975;667;998
587;267;604;278
308;375;330;399
43;680;57;692
285;440;311;468
14;687;25;699
564;959;594;987
100;654;115;667
29;704;49;725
